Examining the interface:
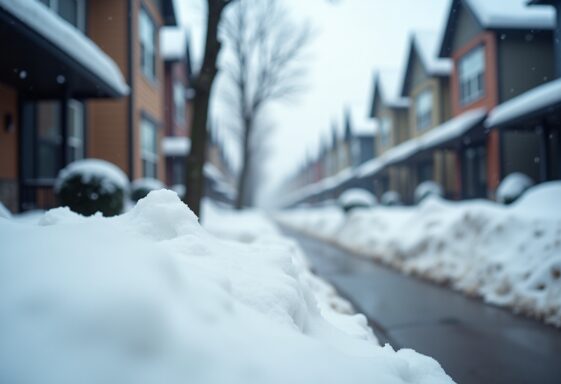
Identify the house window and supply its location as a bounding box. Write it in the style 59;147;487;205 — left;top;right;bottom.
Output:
140;8;157;80
174;82;186;124
141;118;158;178
37;0;86;32
36;102;62;179
380;116;392;148
67;100;84;163
459;46;485;105
415;89;433;131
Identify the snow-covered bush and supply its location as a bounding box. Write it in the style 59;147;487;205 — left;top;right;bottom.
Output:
55;159;128;217
415;181;443;204
496;173;534;205
0;202;11;219
130;178;165;202
381;191;402;206
338;188;377;213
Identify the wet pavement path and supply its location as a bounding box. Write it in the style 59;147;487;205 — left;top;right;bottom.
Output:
281;227;561;384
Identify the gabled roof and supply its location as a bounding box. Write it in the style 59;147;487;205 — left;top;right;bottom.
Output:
349;105;377;137
369;70;410;118
439;0;555;57
401;31;452;96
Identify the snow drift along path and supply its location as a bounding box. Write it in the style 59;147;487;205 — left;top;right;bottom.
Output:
0;191;453;384
277;182;561;327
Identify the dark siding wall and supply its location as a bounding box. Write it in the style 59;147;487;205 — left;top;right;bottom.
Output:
497;31;554;103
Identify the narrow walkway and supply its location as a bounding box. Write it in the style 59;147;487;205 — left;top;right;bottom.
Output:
282;227;561;384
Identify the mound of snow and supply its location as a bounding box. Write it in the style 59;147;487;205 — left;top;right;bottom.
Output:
415;181;443;204
338;189;377;211
496;173;534;205
0;190;453;384
381;191;402;206
55;158;129;194
279;188;561;327
131;178;165;192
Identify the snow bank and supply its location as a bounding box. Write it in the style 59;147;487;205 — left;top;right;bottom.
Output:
415;181;443;204
338;189;377;211
0;190;453;384
278;182;561;327
55;159;129;194
0;0;129;96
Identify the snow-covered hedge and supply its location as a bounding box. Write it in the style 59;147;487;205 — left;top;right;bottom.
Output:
338;188;377;213
381;191;402;206
0;190;453;384
130;178;165;202
414;181;443;204
278;181;561;327
55;159;129;216
496;172;534;205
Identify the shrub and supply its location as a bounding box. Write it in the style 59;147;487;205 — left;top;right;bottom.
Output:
381;191;402;206
338;189;377;213
496;173;534;205
414;181;444;204
55;159;128;217
130;178;165;202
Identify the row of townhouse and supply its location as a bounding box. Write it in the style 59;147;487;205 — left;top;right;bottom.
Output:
0;0;178;212
0;0;235;213
288;0;561;206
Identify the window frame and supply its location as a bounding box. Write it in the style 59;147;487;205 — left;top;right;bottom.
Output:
139;6;157;81
38;0;86;32
415;89;433;131
66;100;85;163
141;117;158;178
173;81;186;124
458;45;485;106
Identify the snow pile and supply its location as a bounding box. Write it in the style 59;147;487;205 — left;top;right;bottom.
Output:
381;191;402;206
131;178;165;192
55;159;129;194
338;189;377;212
0;190;453;384
278;182;561;326
496;173;534;205
0;0;129;95
415;181;444;204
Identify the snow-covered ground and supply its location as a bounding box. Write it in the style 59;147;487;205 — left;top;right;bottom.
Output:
0;190;453;384
277;182;561;327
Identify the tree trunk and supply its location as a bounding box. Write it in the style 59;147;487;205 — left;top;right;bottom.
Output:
184;0;234;218
235;116;252;209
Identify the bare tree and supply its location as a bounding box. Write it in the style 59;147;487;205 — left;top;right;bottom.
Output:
184;0;237;217
221;0;311;209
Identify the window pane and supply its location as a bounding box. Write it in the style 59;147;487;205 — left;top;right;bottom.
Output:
37;102;62;179
67;100;84;162
59;0;78;27
140;9;156;79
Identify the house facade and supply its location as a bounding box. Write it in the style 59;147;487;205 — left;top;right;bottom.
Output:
439;0;555;197
0;0;177;212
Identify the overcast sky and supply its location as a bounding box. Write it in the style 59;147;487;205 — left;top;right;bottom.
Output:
175;0;450;205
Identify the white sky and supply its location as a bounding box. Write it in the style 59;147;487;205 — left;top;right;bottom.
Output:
175;0;451;205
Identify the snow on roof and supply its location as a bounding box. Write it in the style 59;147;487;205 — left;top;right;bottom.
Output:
486;78;561;128
357;108;486;179
378;70;410;109
350;106;378;136
0;0;129;96
413;31;452;76
465;0;555;30
162;136;192;157
418;107;487;149
160;27;188;60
